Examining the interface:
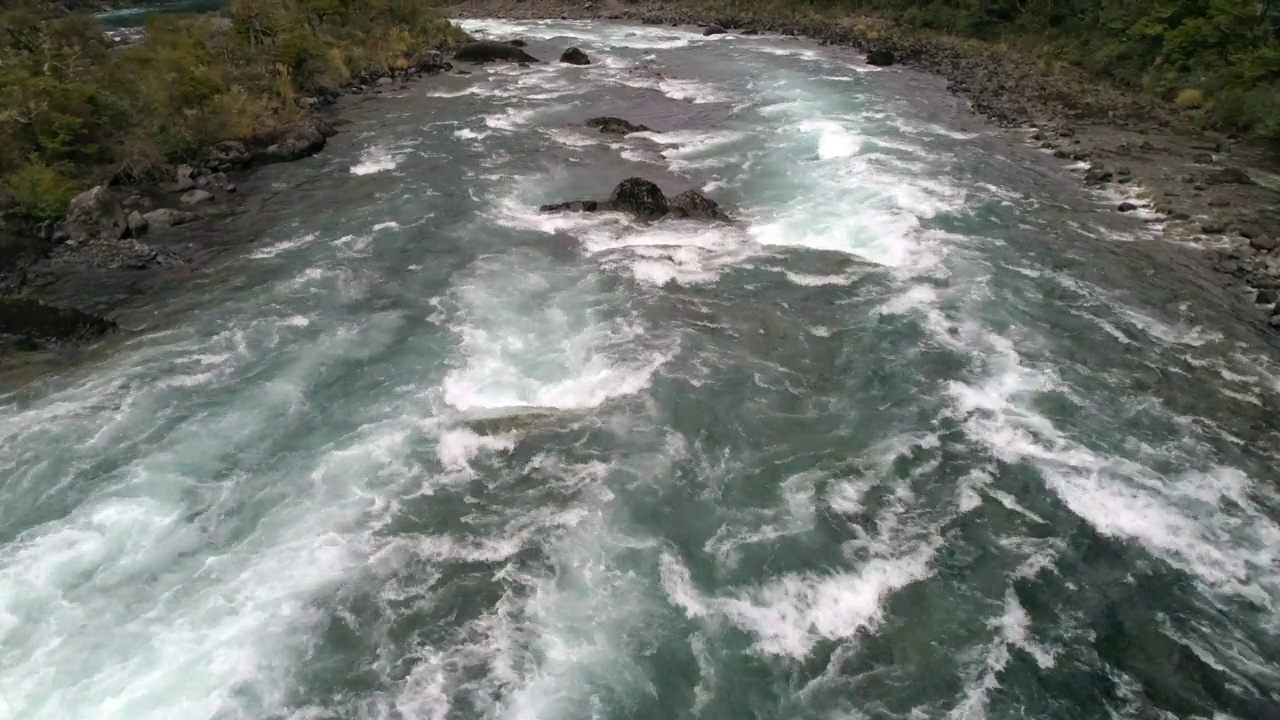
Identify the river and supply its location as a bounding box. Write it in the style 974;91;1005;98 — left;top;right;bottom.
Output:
1;18;1278;720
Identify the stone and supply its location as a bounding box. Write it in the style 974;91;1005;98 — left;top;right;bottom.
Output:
376;76;393;86
261;121;326;162
453;40;540;64
1118;202;1138;213
205;140;250;170
742;28;760;35
1084;164;1113;185
1193;152;1215;165
703;25;726;36
180;189;213;205
64;185;128;245
142;208;199;227
586;116;651;135
1208;198;1231;207
1138;140;1155;151
508;38;527;47
1270;314;1280;330
1250;236;1278;252
669;190;728;220
1201;219;1228;234
0;298;115;350
126;210;149;236
560;47;590;65
1204;167;1255;185
866;49;895;67
1057;126;1075;138
540;200;601;213
174;164;197;192
610;177;669;220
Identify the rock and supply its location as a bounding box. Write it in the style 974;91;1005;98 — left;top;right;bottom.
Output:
180;189;213;205
1193;152;1215;165
64;186;128;245
1116;166;1132;177
1084;164;1113;185
1208;197;1231;207
703;24;726;36
866;49;895;66
669;190;727;220
540;200;601;213
1204;167;1255;185
586;116;651;135
126;210;149;236
261;120;327;162
1238;226;1260;239
560;47;590;65
508;38;527;47
1118;202;1138;213
376;76;393;86
1251;236;1278;252
206;140;250;170
1261;288;1280;304
1201;219;1228;234
142;208;199;227
742;28;760;35
1218;259;1240;274
0;298;115;351
1057;126;1075;138
1138;140;1155;151
453;40;540;64
610;177;669;220
174;164;197;192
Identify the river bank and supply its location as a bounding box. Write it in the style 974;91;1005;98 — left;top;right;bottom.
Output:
453;0;1280;340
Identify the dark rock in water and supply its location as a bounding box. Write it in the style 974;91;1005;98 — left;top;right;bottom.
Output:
126;210;149;237
453;40;540;64
64;186;128;245
142;208;199;228
704;25;726;36
610;178;669;220
540;200;601;213
1250;235;1278;251
866;49;895;66
669;190;727;221
1256;288;1278;305
1084;164;1113;185
1204;167;1254;185
508;38;527;47
560;47;590;65
1201;219;1228;234
1192;152;1215;165
0;297;115;352
1117;201;1138;213
586;117;651;135
742;28;760;35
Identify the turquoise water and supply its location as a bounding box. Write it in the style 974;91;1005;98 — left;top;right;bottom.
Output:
1;20;1278;720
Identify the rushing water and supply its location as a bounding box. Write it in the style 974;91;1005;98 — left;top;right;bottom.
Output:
3;19;1280;720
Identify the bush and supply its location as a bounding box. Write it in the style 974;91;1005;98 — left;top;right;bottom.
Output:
1176;87;1206;108
2;161;80;222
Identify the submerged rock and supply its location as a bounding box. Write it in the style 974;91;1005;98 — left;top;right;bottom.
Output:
1204;167;1254;185
560;47;590;65
260;120;327;163
867;49;895;66
703;24;726;36
143;208;200;228
585;117;651;135
0;297;116;352
180;189;213;206
540;179;728;223
453;40;540;64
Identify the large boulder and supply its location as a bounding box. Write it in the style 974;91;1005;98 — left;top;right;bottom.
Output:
586;117;651;135
143;208;200;228
64;186;128;245
453;40;540;64
1205;167;1255;185
560;47;591;65
610;178;669;220
669;190;727;221
703;25;726;36
260;120;328;163
866;49;895;67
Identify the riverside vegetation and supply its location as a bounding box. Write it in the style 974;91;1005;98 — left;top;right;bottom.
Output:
0;0;467;223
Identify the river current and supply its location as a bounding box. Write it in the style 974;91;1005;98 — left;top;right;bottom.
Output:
2;19;1278;720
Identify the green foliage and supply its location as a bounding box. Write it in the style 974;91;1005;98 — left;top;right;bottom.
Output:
0;0;466;219
2;161;79;222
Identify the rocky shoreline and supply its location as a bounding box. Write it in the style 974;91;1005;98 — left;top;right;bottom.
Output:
452;0;1280;334
0;51;457;365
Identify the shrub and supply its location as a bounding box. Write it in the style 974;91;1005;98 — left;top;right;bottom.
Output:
2;161;81;222
1176;87;1206;108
